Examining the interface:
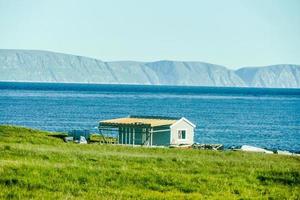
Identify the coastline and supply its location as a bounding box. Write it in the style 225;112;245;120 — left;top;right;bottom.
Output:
0;125;299;199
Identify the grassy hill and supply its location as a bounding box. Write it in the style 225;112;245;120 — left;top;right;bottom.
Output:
0;125;299;199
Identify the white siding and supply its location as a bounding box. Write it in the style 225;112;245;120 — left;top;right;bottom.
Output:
170;118;195;145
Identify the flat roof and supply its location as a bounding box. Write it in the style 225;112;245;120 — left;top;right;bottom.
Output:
99;116;178;127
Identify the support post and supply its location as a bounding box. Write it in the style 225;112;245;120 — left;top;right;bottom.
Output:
121;128;123;144
125;128;128;145
150;128;153;146
98;127;107;144
146;129;149;146
132;128;135;146
118;128;120;144
129;127;131;145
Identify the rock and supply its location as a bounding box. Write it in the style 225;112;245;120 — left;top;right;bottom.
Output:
240;145;273;154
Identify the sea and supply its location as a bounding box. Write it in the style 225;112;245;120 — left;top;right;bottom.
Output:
0;82;299;152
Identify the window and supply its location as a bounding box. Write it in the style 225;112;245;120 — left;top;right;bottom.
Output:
178;130;186;139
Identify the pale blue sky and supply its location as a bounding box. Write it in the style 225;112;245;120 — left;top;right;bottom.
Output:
0;0;299;69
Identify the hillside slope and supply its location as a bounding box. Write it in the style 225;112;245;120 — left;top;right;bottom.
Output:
236;65;300;88
0;50;299;88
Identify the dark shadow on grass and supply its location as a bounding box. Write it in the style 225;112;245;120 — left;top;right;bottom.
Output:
257;171;300;186
48;134;67;140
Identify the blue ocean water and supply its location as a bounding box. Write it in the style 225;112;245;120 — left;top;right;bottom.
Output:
0;82;299;152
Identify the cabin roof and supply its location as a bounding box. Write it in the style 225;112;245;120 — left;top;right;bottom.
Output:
99;116;178;127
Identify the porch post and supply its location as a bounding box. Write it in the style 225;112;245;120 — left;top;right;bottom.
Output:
124;128;126;144
150;128;153;146
147;128;150;146
132;128;135;146
121;127;124;144
129;127;131;145
126;127;128;144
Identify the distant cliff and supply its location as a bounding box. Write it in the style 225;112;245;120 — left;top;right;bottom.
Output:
0;50;299;88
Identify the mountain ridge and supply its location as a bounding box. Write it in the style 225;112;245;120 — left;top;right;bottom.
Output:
0;49;299;88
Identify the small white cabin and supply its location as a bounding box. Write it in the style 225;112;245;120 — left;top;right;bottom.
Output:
99;116;196;146
170;117;196;146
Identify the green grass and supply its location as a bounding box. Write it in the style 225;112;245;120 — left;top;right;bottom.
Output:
0;125;299;199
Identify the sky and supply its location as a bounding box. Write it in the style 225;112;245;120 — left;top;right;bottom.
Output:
0;0;299;69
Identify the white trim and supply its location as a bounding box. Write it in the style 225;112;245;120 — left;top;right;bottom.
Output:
170;117;196;128
170;127;172;144
152;129;170;133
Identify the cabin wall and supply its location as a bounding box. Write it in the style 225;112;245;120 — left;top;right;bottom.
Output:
118;127;146;145
152;132;170;146
118;126;171;146
151;126;170;146
152;131;170;146
170;120;194;145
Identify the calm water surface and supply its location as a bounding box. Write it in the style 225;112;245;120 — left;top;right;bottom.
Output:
0;82;299;152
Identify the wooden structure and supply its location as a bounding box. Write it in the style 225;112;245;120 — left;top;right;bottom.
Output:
99;116;196;146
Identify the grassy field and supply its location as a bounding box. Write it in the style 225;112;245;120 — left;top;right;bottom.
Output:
0;125;299;199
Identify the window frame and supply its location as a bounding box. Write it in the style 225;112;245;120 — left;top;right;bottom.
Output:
177;129;187;140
